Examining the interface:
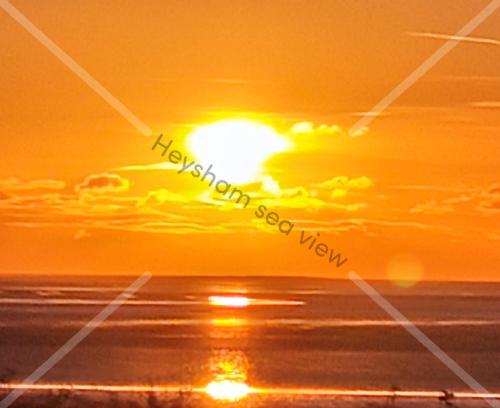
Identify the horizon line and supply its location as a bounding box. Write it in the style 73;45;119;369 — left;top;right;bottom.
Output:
1;273;500;285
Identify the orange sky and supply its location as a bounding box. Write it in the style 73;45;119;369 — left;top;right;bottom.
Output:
0;0;499;281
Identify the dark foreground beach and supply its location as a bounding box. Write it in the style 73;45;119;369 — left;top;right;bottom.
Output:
1;389;497;408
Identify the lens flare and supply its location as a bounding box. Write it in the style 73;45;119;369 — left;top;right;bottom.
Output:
387;253;424;288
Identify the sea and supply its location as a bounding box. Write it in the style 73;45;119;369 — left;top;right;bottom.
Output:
1;276;500;407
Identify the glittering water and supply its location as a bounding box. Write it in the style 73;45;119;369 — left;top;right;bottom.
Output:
2;276;500;392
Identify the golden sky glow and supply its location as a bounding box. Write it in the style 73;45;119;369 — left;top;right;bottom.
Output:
0;1;499;281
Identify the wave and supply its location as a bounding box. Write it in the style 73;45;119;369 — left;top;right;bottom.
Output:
0;297;304;306
2;317;500;329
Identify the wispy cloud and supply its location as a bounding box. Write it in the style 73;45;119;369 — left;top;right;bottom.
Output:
288;120;371;138
424;75;500;83
0;178;65;192
290;218;453;236
408;31;500;46
114;162;180;172
390;184;474;193
405;184;500;216
410;200;454;216
289;121;343;136
470;101;500;109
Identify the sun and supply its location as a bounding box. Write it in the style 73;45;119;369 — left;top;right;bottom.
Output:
186;119;291;185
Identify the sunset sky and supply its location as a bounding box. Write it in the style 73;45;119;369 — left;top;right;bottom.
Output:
0;0;499;281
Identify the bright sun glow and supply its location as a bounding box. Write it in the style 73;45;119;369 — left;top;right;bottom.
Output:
209;295;250;307
186;119;291;185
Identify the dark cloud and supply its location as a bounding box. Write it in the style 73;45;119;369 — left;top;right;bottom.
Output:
478;183;500;213
0;191;11;200
76;173;130;194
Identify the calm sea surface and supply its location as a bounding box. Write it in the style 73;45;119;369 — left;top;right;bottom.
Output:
1;276;500;392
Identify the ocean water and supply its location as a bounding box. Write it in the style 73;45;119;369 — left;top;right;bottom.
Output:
1;276;500;393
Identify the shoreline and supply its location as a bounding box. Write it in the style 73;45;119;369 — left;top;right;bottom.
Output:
1;383;500;401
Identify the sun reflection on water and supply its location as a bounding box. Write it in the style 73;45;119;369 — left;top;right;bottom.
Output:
204;351;250;401
205;380;250;401
211;318;247;327
209;296;250;308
